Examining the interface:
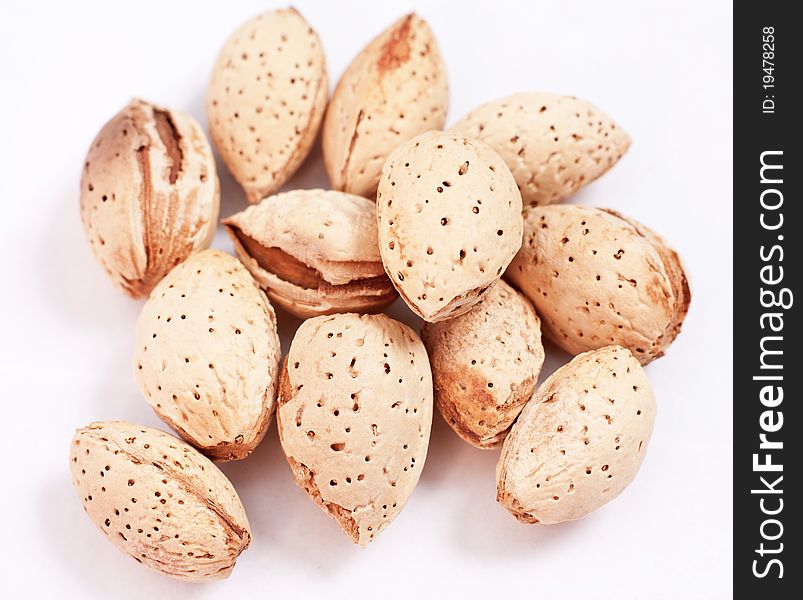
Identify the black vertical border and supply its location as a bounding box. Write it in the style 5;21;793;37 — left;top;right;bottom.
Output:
734;2;799;595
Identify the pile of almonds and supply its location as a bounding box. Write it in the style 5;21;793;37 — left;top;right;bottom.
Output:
73;8;690;581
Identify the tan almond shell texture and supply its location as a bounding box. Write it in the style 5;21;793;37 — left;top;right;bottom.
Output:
70;421;251;581
80;99;220;298
377;131;523;322
505;205;690;364
322;13;448;198
223;189;397;318
277;313;433;546
496;346;656;524
450;93;631;206
421;281;544;449
134;250;281;461
208;8;328;203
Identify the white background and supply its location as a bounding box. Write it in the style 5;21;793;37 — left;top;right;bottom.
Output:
0;0;732;597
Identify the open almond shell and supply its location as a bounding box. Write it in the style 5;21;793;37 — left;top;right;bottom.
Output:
224;189;397;319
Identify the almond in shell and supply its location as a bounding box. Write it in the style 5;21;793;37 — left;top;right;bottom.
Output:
134;250;281;460
224;189;397;318
450;93;630;206
208;8;328;202
506;205;690;364
496;346;656;524
80;99;219;298
322;13;448;198
421;281;544;449
377;131;523;322
70;421;251;581
277;313;433;546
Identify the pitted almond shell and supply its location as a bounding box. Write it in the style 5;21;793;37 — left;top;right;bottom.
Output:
421;281;544;449
602;208;690;350
80;99;220;298
70;421;250;581
505;205;689;364
496;346;656;524
224;189;396;319
277;313;433;546
449;92;630;206
134;250;281;460
208;8;328;202
322;13;448;198
376;130;523;322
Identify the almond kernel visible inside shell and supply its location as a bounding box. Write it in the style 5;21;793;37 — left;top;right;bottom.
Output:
231;226;390;292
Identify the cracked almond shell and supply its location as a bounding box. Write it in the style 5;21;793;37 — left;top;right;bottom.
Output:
80;99;220;298
322;13;448;198
496;346;656;524
421;281;544;449
377;130;523;322
134;250;281;461
450;93;630;206
224;189;397;318
208;8;328;202
70;421;251;581
506;205;690;364
277;313;433;546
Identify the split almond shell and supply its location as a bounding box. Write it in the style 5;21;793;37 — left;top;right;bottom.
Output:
322;13;448;198
70;421;250;581
80;99;219;298
224;189;396;318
